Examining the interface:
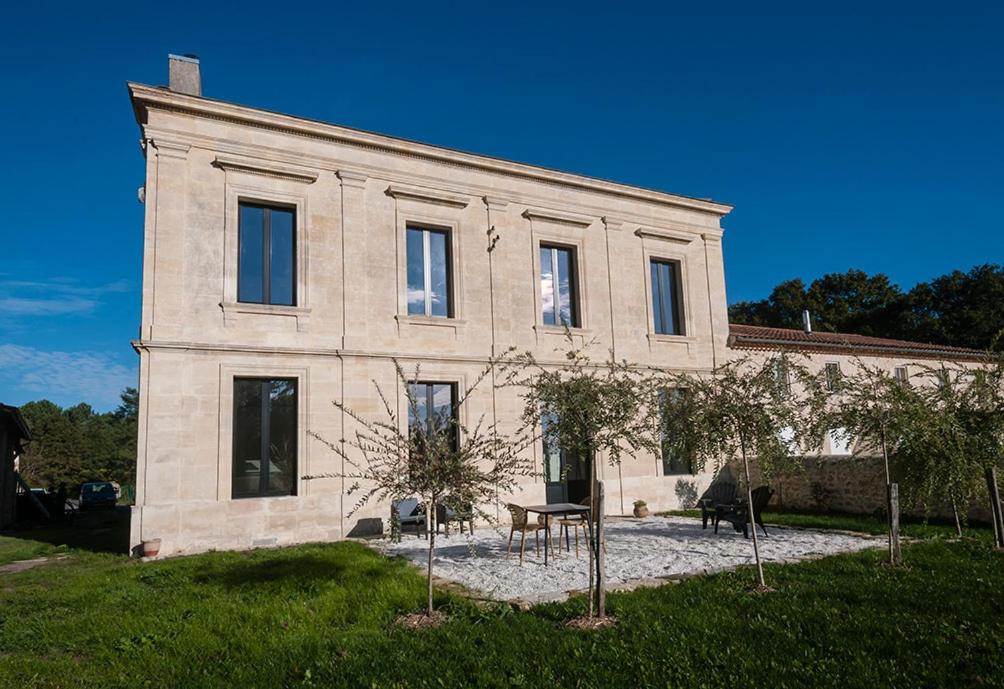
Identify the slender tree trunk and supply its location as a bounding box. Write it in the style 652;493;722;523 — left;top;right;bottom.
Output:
739;436;766;588
880;428;899;566
587;444;596;618
951;496;963;538
595;481;606;617
426;498;435;615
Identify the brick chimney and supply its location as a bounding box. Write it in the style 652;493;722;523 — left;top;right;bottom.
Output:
168;54;201;96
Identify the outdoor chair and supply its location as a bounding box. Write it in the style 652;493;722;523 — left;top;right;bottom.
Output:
436;502;474;537
714;486;774;539
391;497;427;541
558;514;588;557
506;504;554;565
697;481;738;529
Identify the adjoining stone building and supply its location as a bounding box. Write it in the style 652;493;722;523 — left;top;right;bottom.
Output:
127;56;985;557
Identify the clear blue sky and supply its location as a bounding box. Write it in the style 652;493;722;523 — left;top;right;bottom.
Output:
1;1;1002;410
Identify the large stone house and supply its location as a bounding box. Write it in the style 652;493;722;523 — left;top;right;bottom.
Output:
127;56;985;557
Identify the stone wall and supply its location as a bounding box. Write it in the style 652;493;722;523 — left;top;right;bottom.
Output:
742;456;993;522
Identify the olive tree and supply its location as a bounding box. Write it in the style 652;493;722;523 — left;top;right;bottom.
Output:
497;337;663;618
829;360;926;564
663;354;828;589
306;360;534;618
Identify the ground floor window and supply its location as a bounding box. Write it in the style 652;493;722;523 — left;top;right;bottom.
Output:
407;382;458;451
660;388;693;475
232;378;298;499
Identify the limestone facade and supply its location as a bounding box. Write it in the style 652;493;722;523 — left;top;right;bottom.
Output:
128;81;733;556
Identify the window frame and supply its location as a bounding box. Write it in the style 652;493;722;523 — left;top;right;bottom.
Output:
659;387;694;475
894;365;910;385
407;381;459;452
237;201;298;307
539;242;581;328
824;362;842;392
650;258;685;336
231;377;299;500
405;224;454;319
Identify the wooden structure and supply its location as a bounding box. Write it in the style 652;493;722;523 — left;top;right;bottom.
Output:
0;404;32;529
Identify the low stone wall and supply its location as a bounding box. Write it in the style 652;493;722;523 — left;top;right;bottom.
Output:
741;456;993;523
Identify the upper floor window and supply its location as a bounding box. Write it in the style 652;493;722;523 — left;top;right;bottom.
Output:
894;366;910;385
540;244;579;327
825;362;842;392
406;226;452;317
238;202;295;306
650;259;684;335
233;378;297;499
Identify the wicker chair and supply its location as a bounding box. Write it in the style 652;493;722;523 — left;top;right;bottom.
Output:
506;504;553;564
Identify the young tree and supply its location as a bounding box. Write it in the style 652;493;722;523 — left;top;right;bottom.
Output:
904;360;1004;536
829;360;925;565
306;361;533;619
664;354;828;589
498;337;663;618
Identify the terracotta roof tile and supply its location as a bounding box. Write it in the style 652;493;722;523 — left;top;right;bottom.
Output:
727;324;986;360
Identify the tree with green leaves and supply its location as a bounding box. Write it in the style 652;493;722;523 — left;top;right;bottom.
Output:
664;354;828;589
498;336;663;619
828;361;926;564
902;360;1004;536
306;361;534;619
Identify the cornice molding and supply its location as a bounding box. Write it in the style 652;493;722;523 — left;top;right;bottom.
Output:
602;216;626;232
483;195;510;212
212;154;319;184
634;226;696;244
128;82;733;217
522;206;595;227
151;139;191;160
385;183;470;208
336;169;368;189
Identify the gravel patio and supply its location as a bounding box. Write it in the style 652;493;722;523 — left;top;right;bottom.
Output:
381;515;883;602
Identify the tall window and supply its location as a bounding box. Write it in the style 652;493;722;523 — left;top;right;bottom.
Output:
238;202;295;305
407;382;458;451
773;359;792;395
406;226;452;317
660;388;692;475
540;244;578;327
232;378;297;499
650;259;684;335
825;362;842;392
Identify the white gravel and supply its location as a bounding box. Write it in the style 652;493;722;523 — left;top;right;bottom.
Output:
380;516;882;602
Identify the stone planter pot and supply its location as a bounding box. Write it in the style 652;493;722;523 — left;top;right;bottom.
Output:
633;505;650;518
142;538;161;558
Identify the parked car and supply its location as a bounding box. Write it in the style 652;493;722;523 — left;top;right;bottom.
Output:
79;482;118;511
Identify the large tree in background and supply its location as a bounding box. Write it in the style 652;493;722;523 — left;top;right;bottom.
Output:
16;388;138;493
729;264;1004;351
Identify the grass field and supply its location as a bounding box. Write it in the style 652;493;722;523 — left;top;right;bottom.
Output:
0;516;1001;688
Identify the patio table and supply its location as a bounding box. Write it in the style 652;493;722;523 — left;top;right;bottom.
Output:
522;503;590;566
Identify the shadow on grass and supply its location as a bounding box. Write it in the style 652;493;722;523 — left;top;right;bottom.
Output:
195;547;399;593
2;506;130;556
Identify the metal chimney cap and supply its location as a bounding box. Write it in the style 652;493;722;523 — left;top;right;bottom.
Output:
168;53;200;64
802;309;812;334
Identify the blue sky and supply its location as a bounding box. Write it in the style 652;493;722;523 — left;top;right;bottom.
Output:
1;1;1002;410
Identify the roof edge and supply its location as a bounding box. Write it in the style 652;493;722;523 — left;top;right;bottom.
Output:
127;82;734;217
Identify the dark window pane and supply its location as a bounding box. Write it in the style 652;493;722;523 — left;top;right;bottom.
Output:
556;247;575;327
540;247;555;325
269;209;295;306
408;382;456;452
267;380;297;495
406;228;426;315
238;205;264;303
428;231;450;317
233;378;297;499
541;411;560;482
651;262;664;334
233;379;263;497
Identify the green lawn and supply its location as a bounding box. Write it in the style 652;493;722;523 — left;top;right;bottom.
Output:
1;522;1002;688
